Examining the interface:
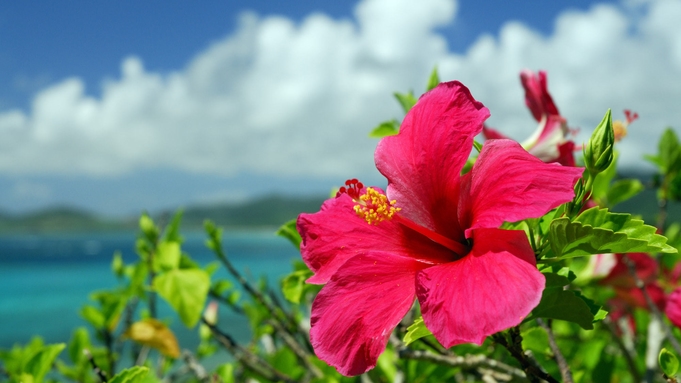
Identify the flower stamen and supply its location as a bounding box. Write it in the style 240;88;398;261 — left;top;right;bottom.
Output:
354;187;400;225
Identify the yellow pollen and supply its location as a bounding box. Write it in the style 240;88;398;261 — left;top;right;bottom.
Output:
613;120;628;142
353;187;400;225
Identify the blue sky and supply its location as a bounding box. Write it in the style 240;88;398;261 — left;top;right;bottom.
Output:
0;0;677;216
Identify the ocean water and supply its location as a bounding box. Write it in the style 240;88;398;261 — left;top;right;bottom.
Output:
0;230;301;350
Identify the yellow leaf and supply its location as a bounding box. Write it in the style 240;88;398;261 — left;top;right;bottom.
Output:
124;319;180;358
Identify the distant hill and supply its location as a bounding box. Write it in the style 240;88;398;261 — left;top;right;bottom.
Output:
1;175;679;235
0;195;328;234
0;206;133;234
171;194;327;230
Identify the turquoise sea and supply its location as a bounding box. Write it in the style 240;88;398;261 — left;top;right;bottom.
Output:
0;230;301;350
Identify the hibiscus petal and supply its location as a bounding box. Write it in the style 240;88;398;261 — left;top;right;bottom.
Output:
298;194;453;284
375;81;490;241
416;228;544;347
521;70;560;121
459;139;583;237
310;252;429;376
666;288;681;328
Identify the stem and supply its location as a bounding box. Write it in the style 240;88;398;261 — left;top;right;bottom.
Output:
537;319;573;383
492;328;560;383
603;317;642;382
211;237;306;346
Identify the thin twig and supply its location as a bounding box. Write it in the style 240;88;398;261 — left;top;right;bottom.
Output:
621;254;681;356
266;319;323;379
602;317;642;382
398;349;526;380
84;349;108;383
202;317;298;383
537;319;573;383
182;350;210;382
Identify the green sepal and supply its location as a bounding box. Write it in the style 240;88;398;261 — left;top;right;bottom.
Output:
394;91;417;114
403;317;433;346
275;219;302;249
369;119;400;138
426;67;440;91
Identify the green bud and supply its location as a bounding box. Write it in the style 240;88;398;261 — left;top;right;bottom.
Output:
585;109;614;175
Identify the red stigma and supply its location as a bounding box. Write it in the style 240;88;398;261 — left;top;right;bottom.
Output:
336;178;364;199
624;109;639;125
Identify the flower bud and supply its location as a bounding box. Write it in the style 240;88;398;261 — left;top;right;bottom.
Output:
585;109;614;175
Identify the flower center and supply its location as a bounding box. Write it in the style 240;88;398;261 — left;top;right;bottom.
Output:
353;187;401;225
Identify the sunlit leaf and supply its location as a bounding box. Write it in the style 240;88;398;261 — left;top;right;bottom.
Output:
606;179;643;207
548;207;676;258
25;343;65;383
109;366;149;383
660;348;679;377
281;269;312;304
275;219;302;249
154;241;181;271
154;269;210;327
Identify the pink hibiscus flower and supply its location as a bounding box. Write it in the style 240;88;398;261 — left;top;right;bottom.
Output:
484;70;576;166
297;81;583;376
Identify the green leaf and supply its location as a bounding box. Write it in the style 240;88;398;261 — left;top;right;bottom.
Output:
80;305;105;329
403;317;433;346
109;366;150;383
154;269;210;327
660;348;679;377
369;119;400;138
163;210;184;243
394;91;417;113
281;269;312;304
67;328;90;364
660;128;681;174
111;251;125;278
139;213;158;242
25;343;65;383
275;219;302;249
548;207;677;258
521;327;550;355
214;363;235;383
154;241;181;271
527;285;597;330
426;67;440;91
606;179;643;207
472;140;483;153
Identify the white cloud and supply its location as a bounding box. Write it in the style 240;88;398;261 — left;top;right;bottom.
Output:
0;0;678;180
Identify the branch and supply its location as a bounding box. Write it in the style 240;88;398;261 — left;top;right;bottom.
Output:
398;348;526;380
84;349;108;383
537;319;573;383
603;317;642;382
492;328;560;383
202;317;298;383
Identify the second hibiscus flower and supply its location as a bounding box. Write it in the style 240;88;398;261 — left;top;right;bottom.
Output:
297;81;584;376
